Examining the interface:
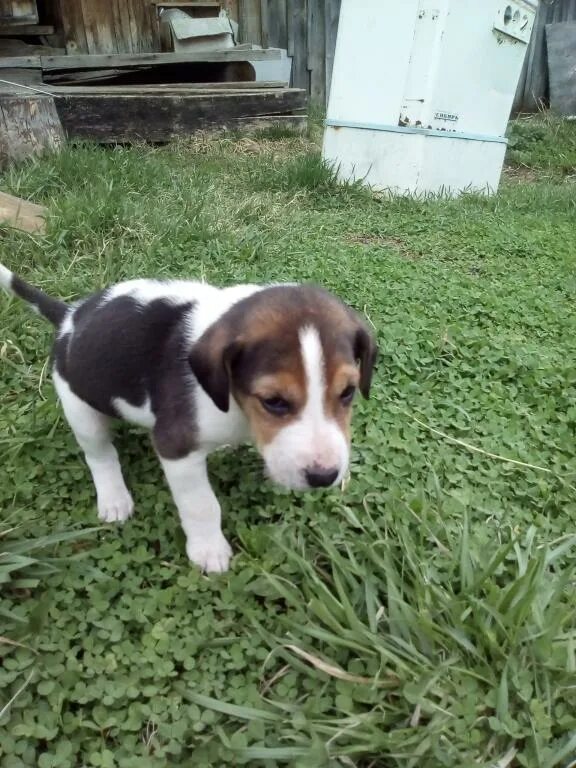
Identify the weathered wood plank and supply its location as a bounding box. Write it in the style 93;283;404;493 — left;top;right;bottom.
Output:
42;48;283;71
0;24;54;35
81;0;118;55
0;54;39;67
513;0;576;111
546;22;576;116
238;0;262;45
291;0;307;90
58;0;89;54
286;0;295;56
324;0;340;104
49;81;288;95
260;0;269;48
307;0;325;105
0;65;44;88
262;0;287;49
0;0;38;25
55;89;307;142
0;191;46;233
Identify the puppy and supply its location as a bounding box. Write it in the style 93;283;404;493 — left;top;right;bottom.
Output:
0;265;377;572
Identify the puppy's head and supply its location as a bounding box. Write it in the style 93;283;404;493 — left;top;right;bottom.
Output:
189;285;377;490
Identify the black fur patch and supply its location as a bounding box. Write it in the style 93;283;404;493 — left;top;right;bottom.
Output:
54;293;198;458
11;274;67;326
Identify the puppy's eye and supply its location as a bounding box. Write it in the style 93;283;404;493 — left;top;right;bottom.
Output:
260;396;292;417
339;385;356;405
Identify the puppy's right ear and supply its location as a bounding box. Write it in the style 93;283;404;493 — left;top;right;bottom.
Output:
189;322;240;413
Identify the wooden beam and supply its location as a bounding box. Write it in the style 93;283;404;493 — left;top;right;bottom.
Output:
0;24;54;36
42;48;282;71
48;80;288;95
0;55;41;67
54;88;307;142
0;191;46;233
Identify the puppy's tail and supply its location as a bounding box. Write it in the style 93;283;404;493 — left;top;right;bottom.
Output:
0;263;68;326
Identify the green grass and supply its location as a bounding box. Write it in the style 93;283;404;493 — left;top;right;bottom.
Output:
0;115;576;767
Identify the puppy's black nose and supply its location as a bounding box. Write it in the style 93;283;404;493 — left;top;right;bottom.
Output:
305;467;339;488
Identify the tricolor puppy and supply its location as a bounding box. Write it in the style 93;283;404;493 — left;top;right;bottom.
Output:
0;265;377;572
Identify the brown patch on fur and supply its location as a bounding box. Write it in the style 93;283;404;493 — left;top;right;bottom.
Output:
235;371;306;448
324;363;360;442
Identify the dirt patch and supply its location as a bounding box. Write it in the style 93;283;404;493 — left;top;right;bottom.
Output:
344;232;420;259
502;165;545;183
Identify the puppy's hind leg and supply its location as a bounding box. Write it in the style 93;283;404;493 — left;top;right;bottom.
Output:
53;370;134;523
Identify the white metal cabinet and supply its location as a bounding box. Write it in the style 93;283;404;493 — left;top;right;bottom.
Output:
323;0;538;196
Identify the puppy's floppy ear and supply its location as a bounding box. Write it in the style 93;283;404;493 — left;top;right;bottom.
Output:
353;324;378;399
189;322;240;413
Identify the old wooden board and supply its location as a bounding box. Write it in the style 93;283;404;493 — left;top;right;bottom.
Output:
239;0;262;44
290;0;308;90
0;55;40;67
0;66;44;89
0;191;46;233
0;24;53;35
324;0;340;104
48;81;288;95
546;22;576;116
54;89;307;142
0;0;38;25
307;0;325;105
42;48;283;72
57;0;159;55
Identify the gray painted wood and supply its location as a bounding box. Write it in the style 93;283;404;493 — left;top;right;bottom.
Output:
237;0;336;104
546;21;576;115
324;0;340;105
42;49;282;71
514;0;576;111
291;0;308;91
307;0;325;105
237;0;262;45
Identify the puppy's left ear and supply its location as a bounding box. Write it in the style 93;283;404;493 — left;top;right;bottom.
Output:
353;324;378;399
189;322;240;413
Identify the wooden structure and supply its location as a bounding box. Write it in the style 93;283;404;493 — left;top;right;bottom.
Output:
237;0;341;106
0;1;341;103
0;1;307;149
0;190;46;232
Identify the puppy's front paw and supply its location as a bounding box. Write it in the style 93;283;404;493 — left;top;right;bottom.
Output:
186;533;232;573
97;489;134;523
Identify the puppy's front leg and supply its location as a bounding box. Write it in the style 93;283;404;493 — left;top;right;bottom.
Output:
158;450;232;573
